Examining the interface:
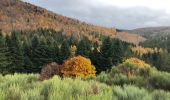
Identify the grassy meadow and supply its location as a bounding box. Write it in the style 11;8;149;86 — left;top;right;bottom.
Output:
0;74;170;100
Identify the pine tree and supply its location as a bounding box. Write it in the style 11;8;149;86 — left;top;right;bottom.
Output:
68;34;78;46
50;42;60;63
59;40;71;64
98;37;113;72
23;41;34;73
29;35;40;72
112;39;124;65
76;37;91;57
32;36;54;72
0;32;11;74
90;42;101;73
6;31;24;73
100;37;113;58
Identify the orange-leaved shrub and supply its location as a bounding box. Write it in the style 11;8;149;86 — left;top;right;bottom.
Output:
40;62;62;81
116;57;151;78
61;56;96;78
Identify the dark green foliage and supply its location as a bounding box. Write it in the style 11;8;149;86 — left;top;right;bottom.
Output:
141;50;170;72
76;37;92;57
112;39;124;65
0;32;11;74
140;34;170;53
92;37;132;73
90;42;101;73
68;34;78;46
50;42;60;63
22;40;34;73
59;40;71;64
149;69;170;91
100;37;113;58
0;29;132;74
98;37;113;72
6;31;24;73
140;34;170;72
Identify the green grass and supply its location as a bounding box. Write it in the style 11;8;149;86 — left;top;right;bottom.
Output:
0;74;112;100
0;74;170;100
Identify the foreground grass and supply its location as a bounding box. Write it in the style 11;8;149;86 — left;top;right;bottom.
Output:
0;74;170;100
0;74;112;100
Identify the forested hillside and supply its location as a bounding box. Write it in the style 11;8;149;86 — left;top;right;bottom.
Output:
0;0;145;44
1;0;170;100
128;26;170;38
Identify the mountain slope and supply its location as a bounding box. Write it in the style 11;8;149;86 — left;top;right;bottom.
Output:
0;0;145;44
128;26;170;38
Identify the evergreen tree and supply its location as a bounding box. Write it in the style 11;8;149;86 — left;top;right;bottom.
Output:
112;39;124;65
59;40;71;64
49;41;60;63
23;41;34;73
0;32;11;74
76;37;91;57
97;37;113;72
68;34;78;46
29;35;40;72
32;36;54;72
90;42;101;73
6;31;24;73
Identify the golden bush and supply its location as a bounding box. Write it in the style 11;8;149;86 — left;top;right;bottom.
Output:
61;56;96;78
118;57;151;78
125;57;151;69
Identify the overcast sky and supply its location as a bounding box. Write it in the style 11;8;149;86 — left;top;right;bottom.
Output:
23;0;170;29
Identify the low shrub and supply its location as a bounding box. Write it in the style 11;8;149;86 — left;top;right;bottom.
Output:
112;85;170;100
117;57;151;78
96;72;111;84
149;69;170;91
40;62;62;81
112;85;151;100
151;90;170;100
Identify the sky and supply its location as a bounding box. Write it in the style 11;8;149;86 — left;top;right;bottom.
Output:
23;0;170;29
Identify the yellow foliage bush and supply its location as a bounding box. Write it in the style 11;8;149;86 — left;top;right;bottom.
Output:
61;56;96;78
118;57;151;78
125;57;151;69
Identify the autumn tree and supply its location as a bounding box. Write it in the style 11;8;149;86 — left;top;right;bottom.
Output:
61;56;96;78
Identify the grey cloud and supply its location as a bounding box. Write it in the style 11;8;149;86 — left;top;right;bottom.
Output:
23;0;170;29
